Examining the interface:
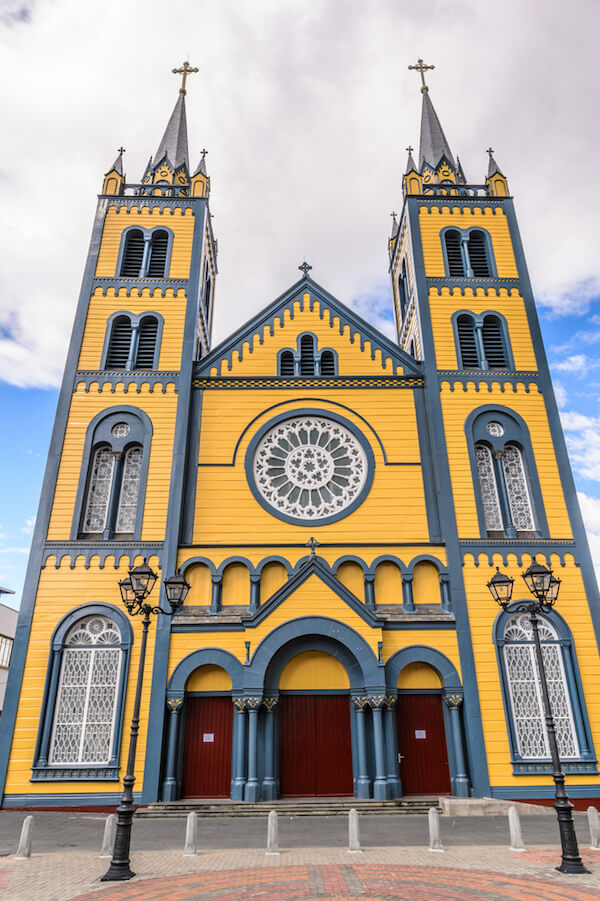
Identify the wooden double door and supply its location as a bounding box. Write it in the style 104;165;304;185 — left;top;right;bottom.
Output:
182;696;233;798
396;693;451;795
279;694;353;797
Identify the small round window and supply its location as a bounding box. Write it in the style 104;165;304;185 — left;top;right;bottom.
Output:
111;422;131;439
486;421;504;437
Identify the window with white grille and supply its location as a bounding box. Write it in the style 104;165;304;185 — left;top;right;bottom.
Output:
49;616;121;766
501;445;535;532
475;444;503;531
83;447;115;533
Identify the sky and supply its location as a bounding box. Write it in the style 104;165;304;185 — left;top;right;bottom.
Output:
1;0;600;609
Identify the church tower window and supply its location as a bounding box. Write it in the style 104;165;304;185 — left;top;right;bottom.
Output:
320;350;336;376
146;230;169;277
299;334;316;375
134;316;159;368
481;314;507;368
105;316;133;369
467;230;490;277
120;229;145;276
279;350;295;376
118;227;172;278
444;229;464;276
443;228;495;278
457;315;479;368
455;312;510;369
103;313;161;370
82;446;115;533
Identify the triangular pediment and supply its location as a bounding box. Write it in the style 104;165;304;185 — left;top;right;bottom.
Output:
195;277;421;377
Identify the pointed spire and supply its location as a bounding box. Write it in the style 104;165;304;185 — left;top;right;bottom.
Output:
154;92;190;170
405;145;418;174
419;90;456;170
193;148;208;177
106;146;125;176
390;211;399;238
486;147;504;177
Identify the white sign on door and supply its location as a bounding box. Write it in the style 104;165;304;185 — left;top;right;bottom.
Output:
203;733;215;743
415;729;426;739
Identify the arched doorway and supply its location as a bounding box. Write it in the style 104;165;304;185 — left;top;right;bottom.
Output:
278;650;353;797
396;662;451;795
182;665;233;798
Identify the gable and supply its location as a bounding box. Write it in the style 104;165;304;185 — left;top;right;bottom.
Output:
196;278;421;378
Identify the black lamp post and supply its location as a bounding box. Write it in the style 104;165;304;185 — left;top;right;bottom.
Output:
487;558;589;875
102;561;190;882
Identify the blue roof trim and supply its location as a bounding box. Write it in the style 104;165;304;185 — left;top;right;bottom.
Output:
427;277;520;296
195;277;421;377
438;372;541;394
42;542;164;569
460;541;576;567
74;371;179;393
92;278;188;296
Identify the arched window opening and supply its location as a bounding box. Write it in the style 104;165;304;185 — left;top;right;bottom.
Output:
49;616;122;766
135;316;158;368
481;315;507;368
147;230;168;277
115;445;142;533
279;350;295;377
299;335;316;375
444;230;464;276
398;260;409;320
320;350;336;376
120;230;145;277
501;444;535;532
475;444;503;532
501;614;579;760
82;446;115;534
457;314;479;368
106;316;133;369
467;230;490;277
203;275;212;319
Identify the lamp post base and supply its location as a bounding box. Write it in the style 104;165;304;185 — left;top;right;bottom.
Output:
101;865;135;882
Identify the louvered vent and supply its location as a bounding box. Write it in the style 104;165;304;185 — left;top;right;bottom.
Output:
299;335;316;375
203;277;212;317
279;351;295;376
444;230;465;276
120;230;145;277
135;317;158;368
106;317;133;368
482;315;507;368
320;350;336;376
147;230;168;277
468;230;490;277
457;315;479;368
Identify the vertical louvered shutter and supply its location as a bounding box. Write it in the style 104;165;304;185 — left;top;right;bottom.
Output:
106;316;133;369
299;335;316;375
203;276;212;318
120;230;145;277
444;230;465;276
147;230;168;277
320;351;336;376
482;315;507;368
135;317;158;368
279;351;295;376
457;315;479;368
467;230;490;277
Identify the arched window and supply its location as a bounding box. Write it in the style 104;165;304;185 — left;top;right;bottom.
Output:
115;446;143;533
106;316;133;369
398;260;409;320
456;314;479;368
299;334;316;375
495;612;596;771
120;229;145;277
279;350;295;376
453;311;511;370
82;446;115;534
320;350;336;376
467;229;490;277
481;314;507;368
278;336;337;376
49;616;122;766
146;230;168;277
134;316;159;368
444;230;464;276
102;313;161;371
500;444;535;532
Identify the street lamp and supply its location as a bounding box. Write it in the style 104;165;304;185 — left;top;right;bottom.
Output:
487;558;589;875
102;561;190;882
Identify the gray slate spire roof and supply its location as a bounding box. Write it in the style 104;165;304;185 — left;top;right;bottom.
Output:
154;92;190;170
106;149;124;175
419;90;456;170
405;149;418;174
487;152;504;178
193;153;207;177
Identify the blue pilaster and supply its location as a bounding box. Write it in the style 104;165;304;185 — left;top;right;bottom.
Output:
244;698;261;803
261;697;278;800
370;697;389;800
231;699;247;801
352;697;371;799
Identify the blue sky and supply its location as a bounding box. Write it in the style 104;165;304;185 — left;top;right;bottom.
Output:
1;0;600;607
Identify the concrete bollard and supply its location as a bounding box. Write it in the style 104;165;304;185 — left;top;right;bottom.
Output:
99;813;117;858
348;808;361;853
508;805;526;852
184;811;197;856
588;806;600;850
15;815;34;860
266;810;280;855
428;807;444;852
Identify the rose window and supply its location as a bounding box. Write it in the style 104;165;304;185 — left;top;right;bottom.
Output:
251;415;370;523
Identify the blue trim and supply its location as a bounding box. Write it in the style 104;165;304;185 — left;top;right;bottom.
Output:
459;542;575;567
404;554;448;577
255;556;293;576
167;648;244;696
69;406;153;541
3;792;141;807
384;645;461;690
490;785;600;800
115;225;174;279
179;555;217;577
450;310;514;371
427;277;520;296
74;370;179;393
180;387;203;544
92;277;189;296
243;408;375;527
42;542;163;569
439;372;539;393
100;310;165;370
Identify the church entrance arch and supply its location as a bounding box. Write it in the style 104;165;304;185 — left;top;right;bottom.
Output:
181;665;233;798
278;651;353;797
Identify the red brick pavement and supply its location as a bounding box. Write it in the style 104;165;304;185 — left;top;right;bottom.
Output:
70;863;600;900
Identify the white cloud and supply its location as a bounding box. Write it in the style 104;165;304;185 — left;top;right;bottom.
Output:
561;411;600;482
553;354;592;375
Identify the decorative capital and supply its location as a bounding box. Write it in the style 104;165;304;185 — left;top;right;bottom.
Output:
384;694;397;709
352;695;369;711
245;696;262;709
444;692;464;709
369;695;386;709
167;697;183;712
233;697;247;711
263;696;279;711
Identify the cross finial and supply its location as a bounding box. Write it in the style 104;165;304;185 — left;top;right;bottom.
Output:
406;145;414;154
201;148;208;158
299;261;312;278
172;60;199;95
117;146;126;156
390;211;398;219
306;537;320;556
408;58;435;93
486;147;494;158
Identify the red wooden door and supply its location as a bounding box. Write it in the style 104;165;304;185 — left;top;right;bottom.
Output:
182;696;233;798
279;695;353;797
396;693;451;795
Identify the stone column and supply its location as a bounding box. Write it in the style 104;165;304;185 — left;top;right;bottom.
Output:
161;697;183;801
261;697;278;800
352;696;372;799
383;695;402;798
402;574;415;612
244;697;262;803
249;574;261;613
364;574;376;609
443;692;471;798
231;698;247;801
369;695;389;800
210;574;222;614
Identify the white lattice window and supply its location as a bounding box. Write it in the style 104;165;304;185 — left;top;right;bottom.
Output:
475;444;502;531
83;447;115;533
115;446;142;533
501;445;535;532
50;616;122;766
503;614;579;760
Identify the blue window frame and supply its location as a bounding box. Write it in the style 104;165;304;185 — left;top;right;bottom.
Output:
277;332;338;377
32;605;132;781
116;226;174;279
441;227;497;279
452;311;513;370
101;311;164;370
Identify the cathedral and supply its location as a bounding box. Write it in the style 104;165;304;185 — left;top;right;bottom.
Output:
1;61;600;810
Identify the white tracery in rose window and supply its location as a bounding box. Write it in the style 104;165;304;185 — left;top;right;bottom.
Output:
115;446;142;532
252;416;368;521
50;616;121;766
503;614;579;760
475;444;503;530
501;445;535;531
83;447;115;533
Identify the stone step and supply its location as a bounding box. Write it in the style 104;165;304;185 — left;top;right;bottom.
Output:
136;798;441;818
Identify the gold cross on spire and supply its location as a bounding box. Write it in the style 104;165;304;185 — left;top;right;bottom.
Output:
408;58;435;93
172;60;199;95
